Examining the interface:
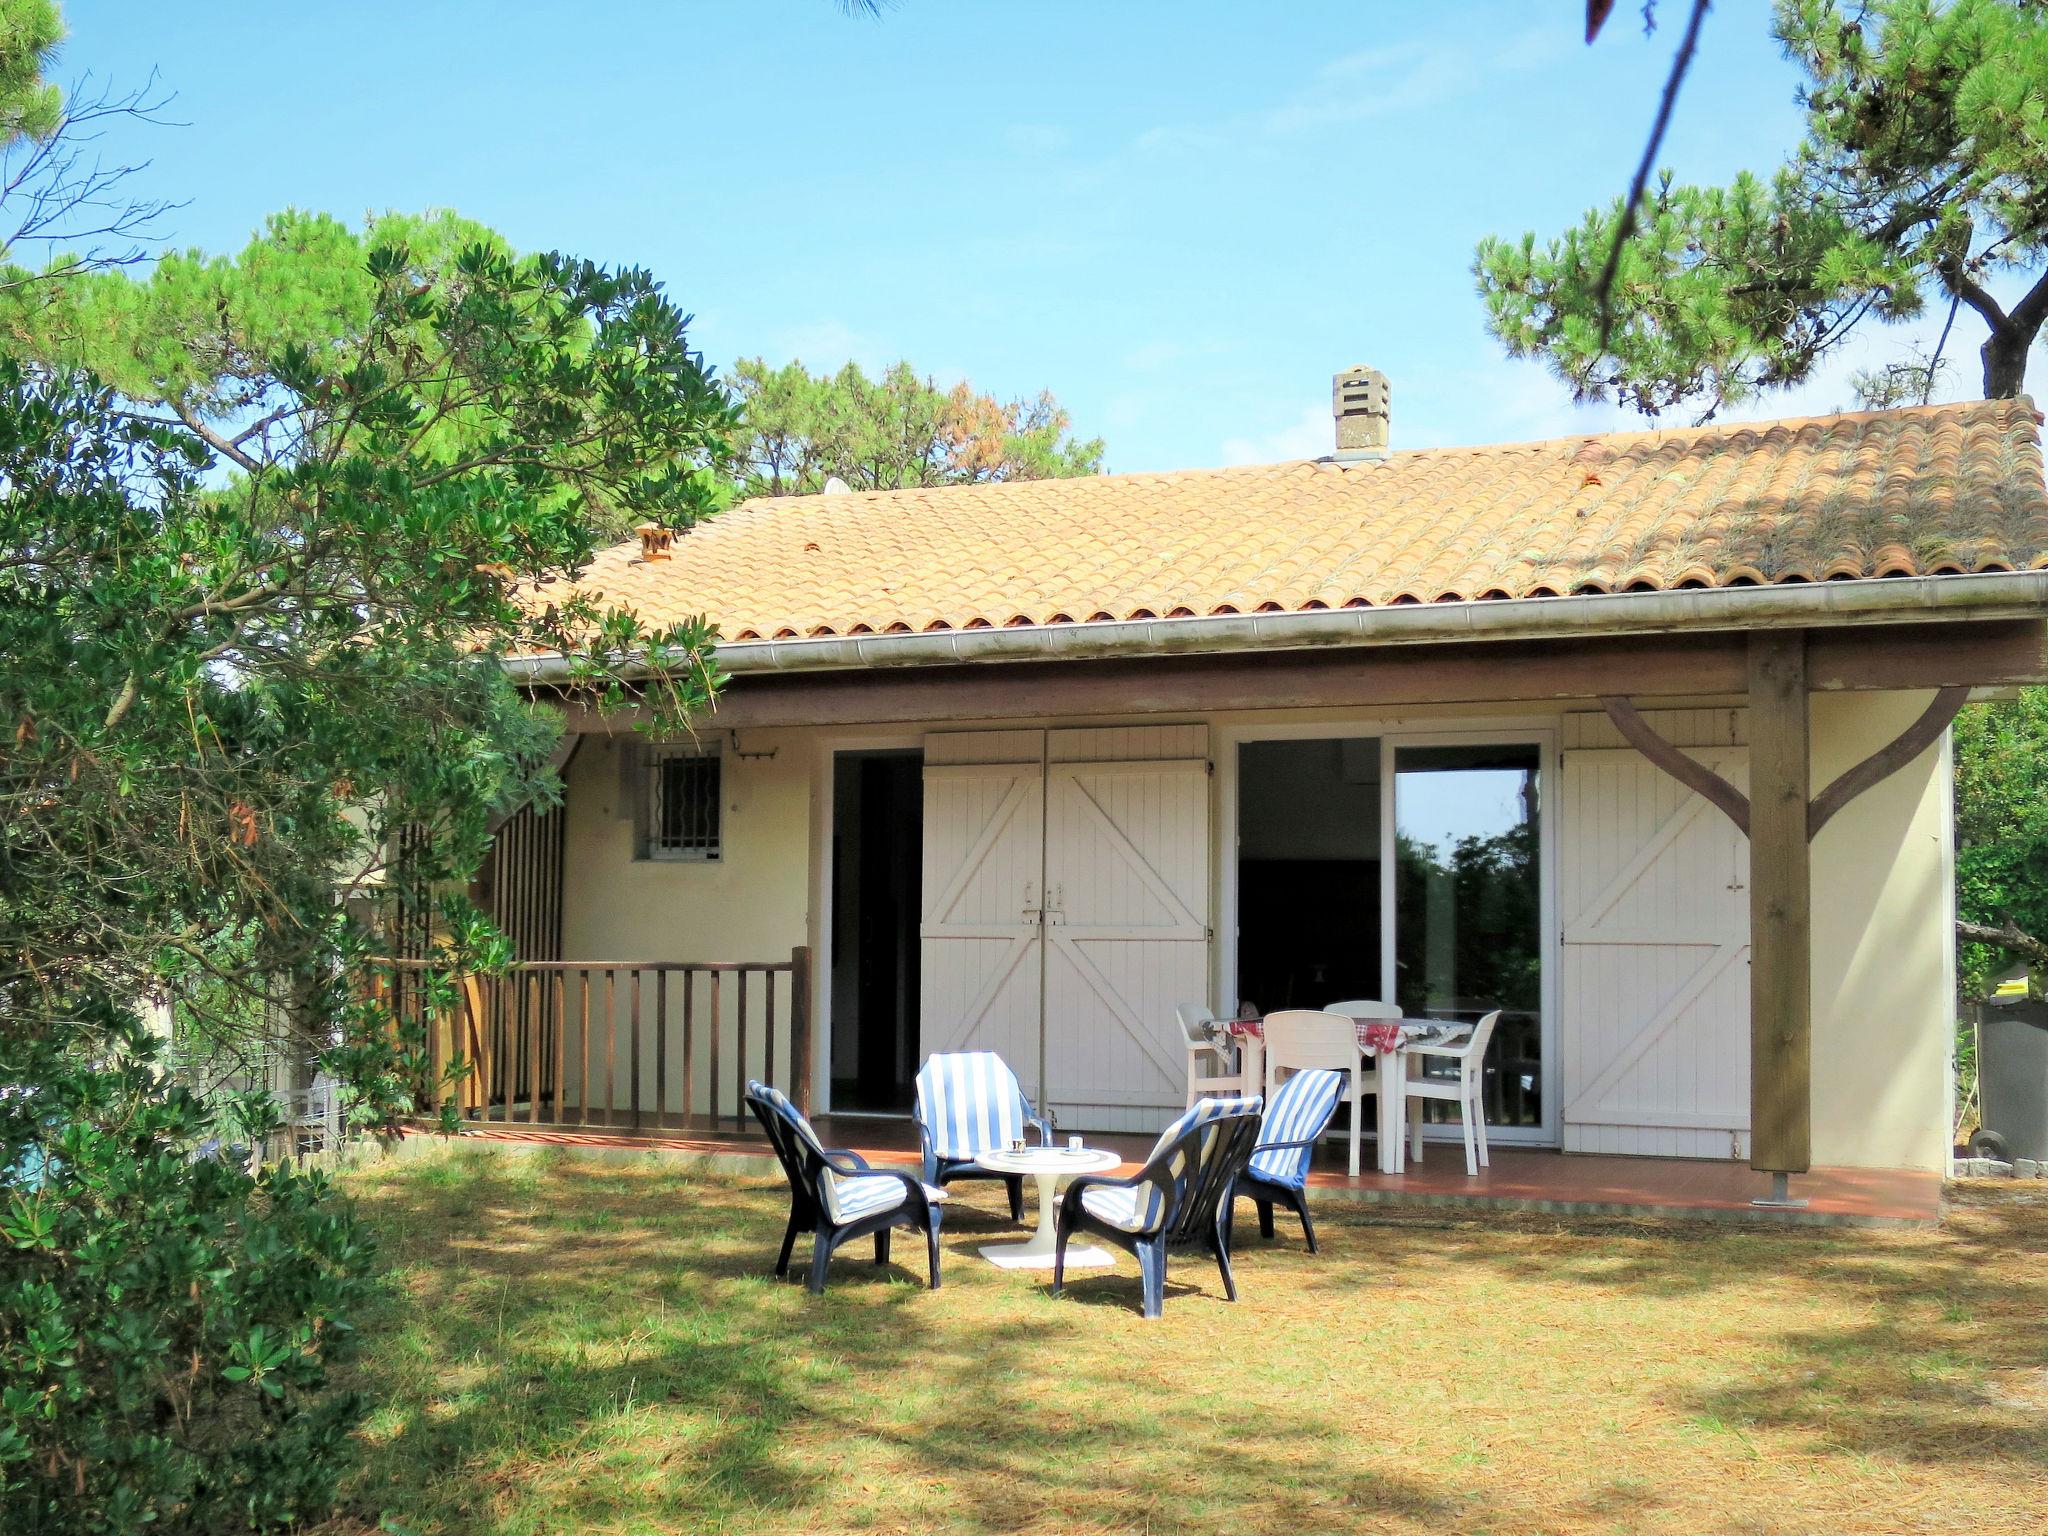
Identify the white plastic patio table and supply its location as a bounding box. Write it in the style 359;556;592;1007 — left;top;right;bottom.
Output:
1235;1022;1456;1174
971;1146;1122;1269
1370;1025;1475;1173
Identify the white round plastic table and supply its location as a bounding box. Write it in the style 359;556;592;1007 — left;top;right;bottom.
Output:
972;1146;1123;1270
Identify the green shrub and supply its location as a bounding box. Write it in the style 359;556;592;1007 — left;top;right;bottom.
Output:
0;1019;378;1535
1954;689;2048;998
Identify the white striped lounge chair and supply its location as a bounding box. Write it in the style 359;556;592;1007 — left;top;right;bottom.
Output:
1230;1067;1345;1252
913;1051;1053;1221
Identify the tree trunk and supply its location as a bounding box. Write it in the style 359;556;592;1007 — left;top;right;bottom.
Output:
1981;322;2035;399
1958;918;2048;973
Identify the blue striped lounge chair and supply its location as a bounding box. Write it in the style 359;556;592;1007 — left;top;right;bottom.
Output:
1229;1067;1345;1253
745;1081;948;1294
913;1051;1053;1221
1051;1095;1263;1319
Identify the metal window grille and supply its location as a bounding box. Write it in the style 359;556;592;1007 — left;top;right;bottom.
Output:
649;749;722;860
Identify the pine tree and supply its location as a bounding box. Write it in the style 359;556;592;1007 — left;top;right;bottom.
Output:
726;357;1104;498
1476;0;2048;418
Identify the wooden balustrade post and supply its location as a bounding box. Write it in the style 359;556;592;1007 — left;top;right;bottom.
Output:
682;969;697;1131
386;957;820;1135
789;945;813;1115
710;970;723;1127
630;967;644;1130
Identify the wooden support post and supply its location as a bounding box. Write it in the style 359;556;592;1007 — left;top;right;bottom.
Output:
1747;632;1811;1180
789;945;813;1115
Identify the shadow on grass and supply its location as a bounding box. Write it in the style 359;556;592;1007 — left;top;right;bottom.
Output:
333;1149;1470;1535
1266;1183;2048;1478
329;1149;2048;1535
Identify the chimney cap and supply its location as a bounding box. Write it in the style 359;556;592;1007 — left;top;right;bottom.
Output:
1331;365;1391;460
636;523;675;561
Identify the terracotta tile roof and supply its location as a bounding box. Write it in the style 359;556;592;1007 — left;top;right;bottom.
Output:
540;397;2048;642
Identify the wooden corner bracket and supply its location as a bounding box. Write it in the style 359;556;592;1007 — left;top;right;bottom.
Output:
1599;685;1970;844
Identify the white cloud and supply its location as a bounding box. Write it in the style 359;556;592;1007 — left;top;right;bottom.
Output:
1135;24;1565;158
1259;41;1472;136
1398;310;2002;457
1396;361;1633;450
761;318;892;374
1219;402;1333;466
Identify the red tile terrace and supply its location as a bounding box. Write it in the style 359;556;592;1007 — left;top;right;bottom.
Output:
410;1116;1939;1228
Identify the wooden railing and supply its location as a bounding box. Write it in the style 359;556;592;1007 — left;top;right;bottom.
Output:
380;949;811;1135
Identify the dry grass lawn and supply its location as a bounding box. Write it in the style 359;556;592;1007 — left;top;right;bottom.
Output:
325;1148;2048;1536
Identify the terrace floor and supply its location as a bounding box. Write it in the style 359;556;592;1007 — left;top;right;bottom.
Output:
426;1113;1942;1226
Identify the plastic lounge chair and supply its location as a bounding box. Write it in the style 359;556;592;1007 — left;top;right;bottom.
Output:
1229;1067;1345;1252
745;1080;947;1294
913;1051;1053;1221
1398;1010;1502;1176
1051;1095;1263;1319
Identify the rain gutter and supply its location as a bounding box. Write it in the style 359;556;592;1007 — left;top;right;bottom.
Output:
500;570;2048;685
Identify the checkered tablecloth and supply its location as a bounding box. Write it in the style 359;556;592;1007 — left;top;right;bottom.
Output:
1224;1015;1447;1056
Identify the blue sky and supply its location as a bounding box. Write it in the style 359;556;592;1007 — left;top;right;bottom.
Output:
55;1;1975;472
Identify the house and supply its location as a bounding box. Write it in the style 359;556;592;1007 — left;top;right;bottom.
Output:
480;372;2048;1189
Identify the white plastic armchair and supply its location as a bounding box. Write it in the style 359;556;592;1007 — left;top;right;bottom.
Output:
292;1071;341;1157
1324;999;1402;1023
1397;1010;1501;1176
1177;1004;1247;1108
1263;1009;1377;1177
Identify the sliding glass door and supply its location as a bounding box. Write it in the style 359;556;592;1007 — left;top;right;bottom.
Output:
1229;725;1556;1141
1388;742;1547;1133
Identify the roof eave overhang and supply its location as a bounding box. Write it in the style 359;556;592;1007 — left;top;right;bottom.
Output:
501;570;2048;685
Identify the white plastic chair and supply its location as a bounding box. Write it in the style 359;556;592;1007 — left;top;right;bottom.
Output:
1178;1003;1248;1108
1398;1010;1501;1176
292;1071;340;1157
1263;1009;1376;1177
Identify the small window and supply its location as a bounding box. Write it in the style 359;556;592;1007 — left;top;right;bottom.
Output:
644;748;722;861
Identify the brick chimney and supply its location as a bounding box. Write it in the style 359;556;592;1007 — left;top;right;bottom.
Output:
636;524;674;561
1332;366;1390;458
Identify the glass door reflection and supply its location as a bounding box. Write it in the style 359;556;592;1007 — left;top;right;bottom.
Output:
1392;744;1543;1129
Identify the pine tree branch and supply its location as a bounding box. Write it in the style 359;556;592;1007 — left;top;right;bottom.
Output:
1938;252;2011;330
2005;267;2048;341
1594;0;1712;353
1922;290;1963;405
166;401;264;473
1959;918;2048;972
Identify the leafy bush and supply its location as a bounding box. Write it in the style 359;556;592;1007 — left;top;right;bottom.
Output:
1953;689;2048;998
0;1015;378;1534
0;23;731;1532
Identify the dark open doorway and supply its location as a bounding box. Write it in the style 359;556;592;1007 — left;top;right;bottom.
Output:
830;750;923;1112
1236;736;1383;1015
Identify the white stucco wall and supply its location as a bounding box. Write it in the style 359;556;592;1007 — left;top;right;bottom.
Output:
560;729;812;964
550;689;1955;1170
1808;690;1953;1171
556;728;813;1117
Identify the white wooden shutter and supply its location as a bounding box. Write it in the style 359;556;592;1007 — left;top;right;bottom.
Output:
1558;737;1751;1158
1040;726;1211;1130
919;732;1047;1101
